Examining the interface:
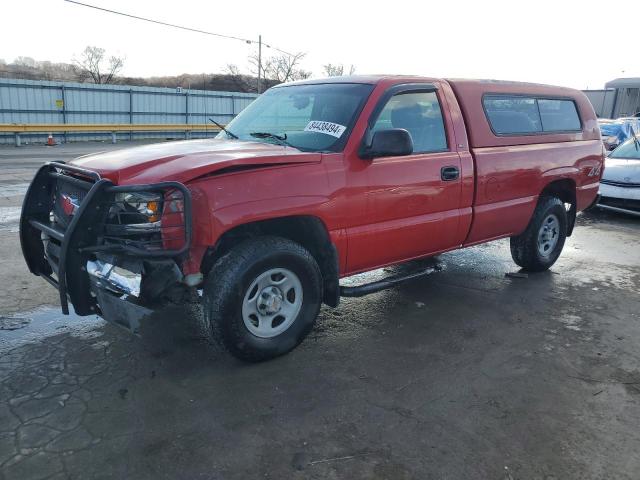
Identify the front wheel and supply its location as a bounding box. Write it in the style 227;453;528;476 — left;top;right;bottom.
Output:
203;236;322;362
510;196;568;272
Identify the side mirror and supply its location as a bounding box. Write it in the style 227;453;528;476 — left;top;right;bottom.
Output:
361;128;413;159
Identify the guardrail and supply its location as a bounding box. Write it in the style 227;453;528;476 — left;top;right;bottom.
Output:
0;124;223;146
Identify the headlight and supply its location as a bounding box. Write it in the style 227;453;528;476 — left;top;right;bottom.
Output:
114;192;163;223
103;187;188;253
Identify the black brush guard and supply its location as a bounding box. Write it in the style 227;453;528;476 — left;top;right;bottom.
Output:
20;162;192;316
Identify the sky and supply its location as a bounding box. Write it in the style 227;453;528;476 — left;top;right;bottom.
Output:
0;0;634;90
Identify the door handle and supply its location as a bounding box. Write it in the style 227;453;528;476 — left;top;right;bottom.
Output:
441;166;459;181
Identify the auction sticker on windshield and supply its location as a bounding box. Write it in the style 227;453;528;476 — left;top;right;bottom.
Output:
304;121;346;138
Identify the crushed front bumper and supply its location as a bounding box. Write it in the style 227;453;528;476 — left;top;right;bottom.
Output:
87;259;142;297
20;162;192;316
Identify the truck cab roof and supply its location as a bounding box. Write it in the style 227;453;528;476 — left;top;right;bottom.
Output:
282;75;600;148
281;75;573;91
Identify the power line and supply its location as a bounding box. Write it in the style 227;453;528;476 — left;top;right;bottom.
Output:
63;0;295;57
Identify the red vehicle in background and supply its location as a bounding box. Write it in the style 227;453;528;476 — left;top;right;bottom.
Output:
20;76;603;361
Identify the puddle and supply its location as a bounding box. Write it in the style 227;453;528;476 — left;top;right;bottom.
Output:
0;206;21;232
0;315;31;331
559;313;583;332
557;260;639;291
0;302;213;361
0;182;29;198
0;306;105;354
340;268;390;287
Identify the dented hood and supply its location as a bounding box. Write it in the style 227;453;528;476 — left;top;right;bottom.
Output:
69;138;321;185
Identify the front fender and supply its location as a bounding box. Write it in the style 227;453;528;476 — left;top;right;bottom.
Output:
212;196;333;240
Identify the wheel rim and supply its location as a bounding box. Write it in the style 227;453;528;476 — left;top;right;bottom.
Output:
537;213;560;257
241;268;303;338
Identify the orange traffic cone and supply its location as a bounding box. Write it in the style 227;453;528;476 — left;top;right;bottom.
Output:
46;133;56;146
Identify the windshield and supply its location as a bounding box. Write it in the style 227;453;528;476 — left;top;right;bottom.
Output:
217;83;374;152
610;137;640;159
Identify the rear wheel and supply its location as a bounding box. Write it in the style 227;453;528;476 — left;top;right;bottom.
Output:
510;196;568;272
203;236;322;362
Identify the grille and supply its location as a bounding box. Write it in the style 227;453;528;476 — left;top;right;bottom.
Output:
22;162;192;316
53;177;90;227
45;172;95;276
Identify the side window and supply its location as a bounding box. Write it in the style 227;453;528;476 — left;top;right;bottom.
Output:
538;99;581;132
372;91;447;153
483;96;541;134
483;95;583;135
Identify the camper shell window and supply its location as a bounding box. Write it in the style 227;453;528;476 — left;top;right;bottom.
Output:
483;95;582;135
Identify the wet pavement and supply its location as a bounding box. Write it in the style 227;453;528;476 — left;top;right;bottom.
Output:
1;143;639;479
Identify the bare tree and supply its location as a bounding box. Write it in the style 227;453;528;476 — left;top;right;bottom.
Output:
273;53;312;82
72;46;125;84
225;64;253;92
323;63;356;77
14;56;37;68
249;51;310;84
225;64;241;77
247;55;268;86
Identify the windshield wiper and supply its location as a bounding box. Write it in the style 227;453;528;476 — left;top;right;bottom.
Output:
208;118;238;139
249;132;291;147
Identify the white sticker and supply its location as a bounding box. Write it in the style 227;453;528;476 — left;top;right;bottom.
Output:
304;121;347;138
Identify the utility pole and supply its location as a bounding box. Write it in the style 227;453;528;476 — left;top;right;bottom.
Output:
64;2;293;96
257;35;262;94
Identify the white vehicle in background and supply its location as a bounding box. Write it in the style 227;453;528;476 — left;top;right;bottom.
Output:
597;136;640;217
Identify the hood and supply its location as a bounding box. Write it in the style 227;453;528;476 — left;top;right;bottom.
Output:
603;157;640;184
69;139;321;185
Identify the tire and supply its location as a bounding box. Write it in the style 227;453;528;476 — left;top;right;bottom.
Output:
203;236;322;362
510;196;568;272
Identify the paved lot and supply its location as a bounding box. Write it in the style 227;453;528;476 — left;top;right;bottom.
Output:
1;142;639;479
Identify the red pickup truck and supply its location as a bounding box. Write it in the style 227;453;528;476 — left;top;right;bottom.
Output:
20;76;603;361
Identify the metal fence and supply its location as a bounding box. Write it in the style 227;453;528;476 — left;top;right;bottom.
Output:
0;78;258;144
583;89;616;119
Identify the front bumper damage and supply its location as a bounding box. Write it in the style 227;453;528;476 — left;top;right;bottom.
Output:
87;260;142;297
20;162;192;321
85;257;185;332
597;182;640;217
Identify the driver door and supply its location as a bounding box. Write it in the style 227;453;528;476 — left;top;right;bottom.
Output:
346;86;464;272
